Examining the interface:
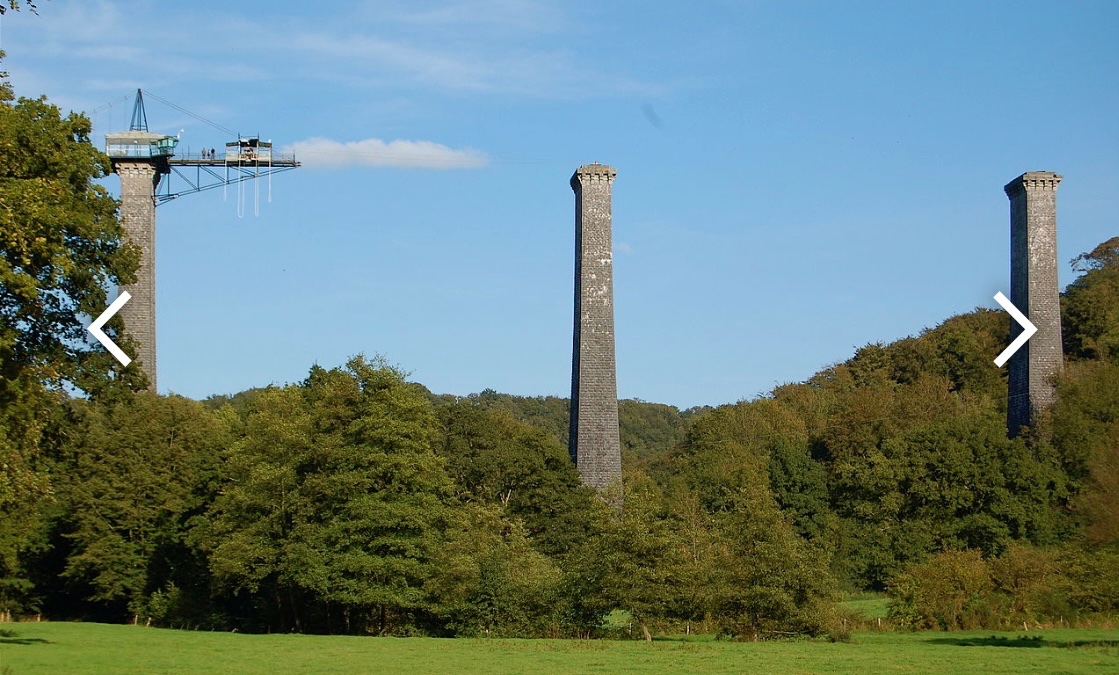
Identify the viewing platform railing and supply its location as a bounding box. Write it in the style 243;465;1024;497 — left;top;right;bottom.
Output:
167;152;299;166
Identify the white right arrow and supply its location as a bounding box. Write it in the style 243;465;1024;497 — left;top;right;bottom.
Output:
88;292;133;367
993;291;1037;368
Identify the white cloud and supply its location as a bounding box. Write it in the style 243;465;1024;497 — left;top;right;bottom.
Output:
2;0;669;108
282;137;489;170
288;30;662;98
291;33;491;92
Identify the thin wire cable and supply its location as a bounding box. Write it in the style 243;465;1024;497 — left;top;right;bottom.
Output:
90;94;131;115
141;89;238;137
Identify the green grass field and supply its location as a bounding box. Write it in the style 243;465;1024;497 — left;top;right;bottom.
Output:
838;593;891;621
2;623;1118;674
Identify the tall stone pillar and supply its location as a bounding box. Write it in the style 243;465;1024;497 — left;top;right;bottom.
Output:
1005;171;1063;437
115;162;161;389
569;163;622;490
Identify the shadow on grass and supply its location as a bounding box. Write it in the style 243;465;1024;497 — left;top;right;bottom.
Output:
0;628;51;645
927;635;1119;649
652;634;719;643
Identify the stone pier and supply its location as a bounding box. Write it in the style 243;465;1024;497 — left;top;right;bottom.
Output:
115;161;161;389
1005;171;1063;437
569;163;622;489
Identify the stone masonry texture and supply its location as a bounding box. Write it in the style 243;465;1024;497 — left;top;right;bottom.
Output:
115;161;160;390
1005;171;1063;437
569;163;622;490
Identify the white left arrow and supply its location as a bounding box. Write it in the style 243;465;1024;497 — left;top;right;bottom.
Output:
88;292;132;367
993;291;1037;368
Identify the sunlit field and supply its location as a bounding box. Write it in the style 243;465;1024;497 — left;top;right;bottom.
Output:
2;622;1118;675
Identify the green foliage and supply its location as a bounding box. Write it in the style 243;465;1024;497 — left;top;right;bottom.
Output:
704;466;838;640
926;311;1008;397
887;543;1115;630
0;63;138;615
0;376;59;613
435;401;597;558
442;389;571;447
665;415;839;639
0;70;141;394
1063;237;1119;363
767;437;830;540
833;414;1070;587
2;212;1117;638
56;393;229;620
1052;361;1119;545
433;390;690;471
666;341;1070;593
200;356;451;634
988;545;1076;622
618;399;688;461
591;473;683;640
887;549;998;630
429;504;565;637
1063;544;1119;614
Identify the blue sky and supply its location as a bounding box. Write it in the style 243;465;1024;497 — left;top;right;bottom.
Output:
2;1;1117;408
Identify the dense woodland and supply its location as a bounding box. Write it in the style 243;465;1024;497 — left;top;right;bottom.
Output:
2;63;1118;640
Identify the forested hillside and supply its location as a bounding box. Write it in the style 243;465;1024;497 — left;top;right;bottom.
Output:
1;71;1117;639
1;238;1113;637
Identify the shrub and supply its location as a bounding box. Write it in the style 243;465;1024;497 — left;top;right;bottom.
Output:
887;549;993;630
1063;545;1119;614
888;543;1119;630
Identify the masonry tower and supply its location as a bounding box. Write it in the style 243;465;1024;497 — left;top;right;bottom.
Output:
1005;171;1064;437
105;91;175;389
102;90;301;389
569;163;622;489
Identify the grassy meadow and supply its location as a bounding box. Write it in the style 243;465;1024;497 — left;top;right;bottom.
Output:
2;622;1118;675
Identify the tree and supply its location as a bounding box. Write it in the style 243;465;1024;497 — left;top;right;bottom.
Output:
0;2;38;15
594;472;683;641
201;357;452;634
1073;237;1119;274
1053;361;1119;545
0;57;140;394
436;401;597;558
670;409;839;638
0;61;139;616
709;487;838;640
617;400;687;462
54;394;229;622
1054;241;1119;545
428;504;564;637
887;545;1074;630
767;437;831;540
1064;237;1119;363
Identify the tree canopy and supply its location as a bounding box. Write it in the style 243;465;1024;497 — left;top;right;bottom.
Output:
0;59;139;395
0;61;140;617
2;62;1118;638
